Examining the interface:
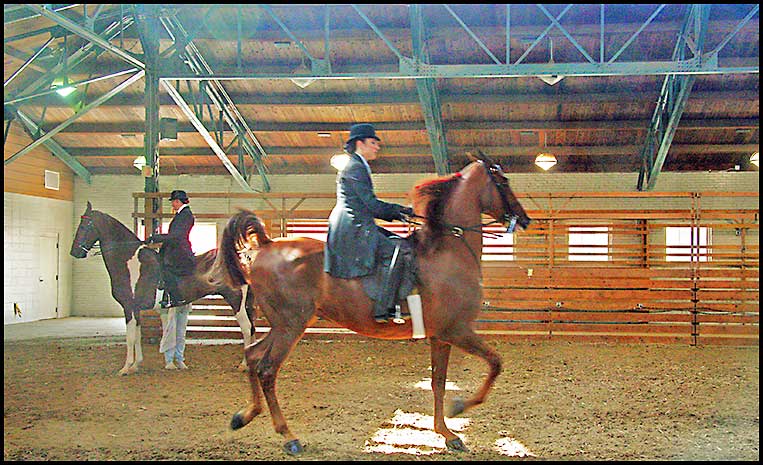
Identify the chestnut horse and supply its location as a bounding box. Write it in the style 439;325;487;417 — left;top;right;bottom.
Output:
212;151;531;455
70;202;257;375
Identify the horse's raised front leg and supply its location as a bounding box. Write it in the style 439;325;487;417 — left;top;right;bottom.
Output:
429;337;467;451
444;329;502;418
118;315;140;376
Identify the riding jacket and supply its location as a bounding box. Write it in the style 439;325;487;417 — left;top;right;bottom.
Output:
152;204;195;276
324;152;410;279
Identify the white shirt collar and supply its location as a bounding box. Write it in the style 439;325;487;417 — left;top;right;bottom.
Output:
176;203;189;214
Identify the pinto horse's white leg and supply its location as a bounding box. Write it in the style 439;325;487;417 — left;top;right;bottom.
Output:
119;318;139;375
235;285;253;371
134;323;144;366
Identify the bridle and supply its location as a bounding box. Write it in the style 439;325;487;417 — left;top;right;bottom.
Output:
74;214;143;256
484;162;520;234
407;161;522;269
73;214;99;255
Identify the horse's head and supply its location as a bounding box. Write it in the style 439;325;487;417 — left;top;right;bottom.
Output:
467;149;531;232
70;201;100;258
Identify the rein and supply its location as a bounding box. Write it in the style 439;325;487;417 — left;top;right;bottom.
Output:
406;161;521;278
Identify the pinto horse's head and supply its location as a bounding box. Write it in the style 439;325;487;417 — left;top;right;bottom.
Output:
467;149;531;232
70;201;99;258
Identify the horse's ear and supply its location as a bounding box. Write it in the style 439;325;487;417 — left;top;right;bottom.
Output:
86;201;92;213
467;148;496;166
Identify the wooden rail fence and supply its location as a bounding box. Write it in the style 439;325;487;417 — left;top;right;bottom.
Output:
137;191;758;346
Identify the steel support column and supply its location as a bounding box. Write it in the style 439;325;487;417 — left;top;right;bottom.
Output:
134;4;161;233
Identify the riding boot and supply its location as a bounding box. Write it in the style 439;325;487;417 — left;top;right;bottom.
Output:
161;273;186;308
374;243;404;323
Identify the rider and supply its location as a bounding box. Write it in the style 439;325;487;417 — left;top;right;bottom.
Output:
323;123;414;323
148;190;195;308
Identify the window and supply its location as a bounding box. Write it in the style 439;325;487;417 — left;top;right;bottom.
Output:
138;221;218;254
666;226;710;262
482;224;514;261
286;220;328;241
285;220;415;242
157;221;218;254
568;226;609;261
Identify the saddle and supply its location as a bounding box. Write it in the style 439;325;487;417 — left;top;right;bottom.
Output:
360;236;417;323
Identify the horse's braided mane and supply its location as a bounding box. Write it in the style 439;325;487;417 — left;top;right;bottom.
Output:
411;172;463;251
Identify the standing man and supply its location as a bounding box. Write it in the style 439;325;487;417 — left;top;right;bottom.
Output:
324;123;414;323
148;189;195;369
149;189;196;307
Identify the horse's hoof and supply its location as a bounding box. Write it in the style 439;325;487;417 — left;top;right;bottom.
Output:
283;439;303;456
230;413;246;430
446;397;465;417
237;363;248;372
445;437;468;452
118;368;130;376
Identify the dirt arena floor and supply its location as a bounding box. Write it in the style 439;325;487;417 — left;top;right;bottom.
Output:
3;336;759;461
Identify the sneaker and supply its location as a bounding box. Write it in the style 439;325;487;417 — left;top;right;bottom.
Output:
176;361;188;370
164;362;177;370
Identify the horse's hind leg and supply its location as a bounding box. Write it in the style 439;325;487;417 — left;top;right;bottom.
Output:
429;337;467;451
256;327;306;455
443;330;502;417
231;331;272;429
233;285;254;371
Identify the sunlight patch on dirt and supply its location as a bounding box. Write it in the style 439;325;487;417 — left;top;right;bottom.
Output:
412;377;462;391
494;435;536;457
364;409;470;455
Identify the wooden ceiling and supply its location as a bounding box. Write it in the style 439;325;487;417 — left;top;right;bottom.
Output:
4;4;760;191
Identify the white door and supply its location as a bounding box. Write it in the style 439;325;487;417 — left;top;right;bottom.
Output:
38;234;59;320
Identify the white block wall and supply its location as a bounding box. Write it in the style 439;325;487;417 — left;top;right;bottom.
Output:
68;170;758;317
4;192;74;324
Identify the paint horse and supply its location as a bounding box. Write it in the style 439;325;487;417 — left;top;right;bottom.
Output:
212;150;531;455
70;201;257;375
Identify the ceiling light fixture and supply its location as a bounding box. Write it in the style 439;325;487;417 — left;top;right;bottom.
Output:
534;131;557;171
535;153;557;171
317;132;331;138
133;155;147;171
51;77;75;97
290;58;316;89
751;151;759;168
330;153;350;171
537;38;564;86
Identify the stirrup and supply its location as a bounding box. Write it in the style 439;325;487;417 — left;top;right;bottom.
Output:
391;304;409;325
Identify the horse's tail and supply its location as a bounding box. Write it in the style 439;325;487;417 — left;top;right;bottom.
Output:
213;209;272;288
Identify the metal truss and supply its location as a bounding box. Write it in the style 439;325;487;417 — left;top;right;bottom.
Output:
637;4;710;191
5;4;759;188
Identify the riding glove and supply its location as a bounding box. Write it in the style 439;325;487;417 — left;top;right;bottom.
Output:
397;206;413;221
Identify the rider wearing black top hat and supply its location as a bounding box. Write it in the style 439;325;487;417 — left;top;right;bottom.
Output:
323;123;414;323
148;190;195;308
